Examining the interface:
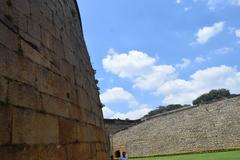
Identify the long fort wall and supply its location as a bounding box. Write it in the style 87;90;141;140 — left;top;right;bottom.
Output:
113;97;240;157
0;0;109;159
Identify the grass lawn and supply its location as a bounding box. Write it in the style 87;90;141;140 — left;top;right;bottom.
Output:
129;151;240;160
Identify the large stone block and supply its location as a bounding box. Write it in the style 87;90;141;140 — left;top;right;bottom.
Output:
0;145;67;160
0;105;11;145
69;104;82;121
0;22;18;51
63;46;78;67
5;50;37;86
67;143;91;160
61;60;75;84
0;76;8;103
96;129;105;142
20;39;51;69
77;123;88;142
87;111;96;125
0;45;8;77
6;6;28;33
77;87;90;109
36;66;77;103
29;0;42;22
8;81;42;111
59;119;78;144
12;107;59;144
12;0;30;15
28;18;41;41
96;152;107;160
42;94;70;118
40;28;54;50
0;1;8;16
53;38;65;57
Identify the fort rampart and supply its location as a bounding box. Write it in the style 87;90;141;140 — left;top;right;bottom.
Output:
113;97;240;157
0;0;109;159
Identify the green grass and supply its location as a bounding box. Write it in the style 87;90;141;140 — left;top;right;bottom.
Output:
130;151;240;160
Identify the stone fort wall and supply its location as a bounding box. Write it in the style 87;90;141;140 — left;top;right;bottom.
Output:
113;96;240;157
104;119;141;135
0;0;109;159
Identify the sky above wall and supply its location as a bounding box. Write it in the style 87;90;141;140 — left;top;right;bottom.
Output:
77;0;240;120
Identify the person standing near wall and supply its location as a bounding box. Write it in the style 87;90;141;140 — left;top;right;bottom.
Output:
120;152;128;160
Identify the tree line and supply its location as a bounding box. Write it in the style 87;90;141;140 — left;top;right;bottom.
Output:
144;88;239;118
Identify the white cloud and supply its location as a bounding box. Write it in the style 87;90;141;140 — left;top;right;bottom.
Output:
184;7;192;12
207;0;240;10
102;107;115;119
195;21;225;44
102;106;151;120
176;0;182;4
103;49;240;107
156;65;240;104
100;87;152;119
176;58;191;69
103;49;155;79
133;65;176;90
214;47;233;55
103;49;176;91
235;29;240;38
100;87;139;109
194;56;206;63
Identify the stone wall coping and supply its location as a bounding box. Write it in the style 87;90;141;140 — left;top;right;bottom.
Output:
113;95;240;135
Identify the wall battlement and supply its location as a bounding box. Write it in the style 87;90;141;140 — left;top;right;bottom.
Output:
0;0;109;159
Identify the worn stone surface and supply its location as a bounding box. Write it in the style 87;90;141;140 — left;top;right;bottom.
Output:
59;119;78;144
0;145;67;160
42;93;70;118
0;104;11;145
0;22;18;51
105;119;141;135
0;0;109;159
0;76;8;103
67;143;91;160
12;107;59;144
113;97;240;157
8;81;42;110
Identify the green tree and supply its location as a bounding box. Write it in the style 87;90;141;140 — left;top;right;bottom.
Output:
145;104;188;118
192;89;231;105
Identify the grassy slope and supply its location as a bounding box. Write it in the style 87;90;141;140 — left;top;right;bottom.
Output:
130;151;240;160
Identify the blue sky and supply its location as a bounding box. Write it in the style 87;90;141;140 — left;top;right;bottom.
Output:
77;0;240;119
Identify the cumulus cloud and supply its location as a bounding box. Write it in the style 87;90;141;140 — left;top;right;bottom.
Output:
156;65;240;104
102;107;115;119
195;21;225;44
176;0;182;4
213;47;233;55
184;7;192;12
207;0;240;10
100;87;151;119
133;65;176;90
194;56;206;63
103;49;176;91
102;106;151;120
235;29;240;38
176;58;191;69
103;49;155;79
100;87;139;109
103;49;240;107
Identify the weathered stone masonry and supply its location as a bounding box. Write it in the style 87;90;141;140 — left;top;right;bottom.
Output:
113;97;240;157
0;0;109;159
104;119;141;135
